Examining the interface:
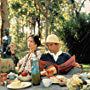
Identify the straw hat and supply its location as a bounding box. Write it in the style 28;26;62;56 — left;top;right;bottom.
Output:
46;34;60;43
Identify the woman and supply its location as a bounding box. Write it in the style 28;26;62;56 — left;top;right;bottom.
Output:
16;35;42;73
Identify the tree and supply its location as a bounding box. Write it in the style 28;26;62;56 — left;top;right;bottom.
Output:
62;13;90;63
1;0;10;44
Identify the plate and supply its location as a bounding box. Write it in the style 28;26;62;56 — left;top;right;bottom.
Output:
50;75;67;86
7;82;32;89
85;79;90;84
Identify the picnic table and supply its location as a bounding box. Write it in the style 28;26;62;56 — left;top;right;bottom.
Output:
1;73;90;90
0;75;70;90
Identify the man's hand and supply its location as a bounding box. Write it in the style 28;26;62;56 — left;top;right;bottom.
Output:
74;63;81;68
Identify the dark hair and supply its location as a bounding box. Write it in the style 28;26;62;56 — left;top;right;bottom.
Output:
28;35;41;47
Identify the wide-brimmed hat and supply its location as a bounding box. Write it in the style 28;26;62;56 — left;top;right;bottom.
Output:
46;34;60;43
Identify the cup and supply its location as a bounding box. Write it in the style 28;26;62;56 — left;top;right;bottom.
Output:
42;78;52;87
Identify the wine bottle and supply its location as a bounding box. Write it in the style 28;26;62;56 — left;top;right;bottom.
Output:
31;53;41;85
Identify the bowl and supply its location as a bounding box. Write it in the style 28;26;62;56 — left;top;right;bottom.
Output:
7;72;17;80
18;74;31;81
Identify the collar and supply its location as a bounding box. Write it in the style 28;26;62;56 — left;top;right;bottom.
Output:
48;51;62;62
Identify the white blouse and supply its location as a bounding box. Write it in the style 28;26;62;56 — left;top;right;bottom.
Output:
18;50;42;73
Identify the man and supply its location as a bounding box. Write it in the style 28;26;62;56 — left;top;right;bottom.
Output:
39;34;82;76
2;29;11;58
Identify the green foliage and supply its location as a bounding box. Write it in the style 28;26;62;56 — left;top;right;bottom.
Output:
19;8;28;15
68;0;75;4
0;59;15;73
55;13;90;43
82;64;90;72
60;13;90;63
11;2;21;10
63;19;79;40
40;0;45;6
7;0;90;61
76;13;90;39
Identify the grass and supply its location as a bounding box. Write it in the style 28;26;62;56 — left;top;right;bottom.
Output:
82;64;90;72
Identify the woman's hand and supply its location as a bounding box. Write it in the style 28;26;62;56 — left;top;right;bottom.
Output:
9;44;16;54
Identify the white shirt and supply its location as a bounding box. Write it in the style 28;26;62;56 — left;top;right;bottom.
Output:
48;51;62;62
3;36;8;40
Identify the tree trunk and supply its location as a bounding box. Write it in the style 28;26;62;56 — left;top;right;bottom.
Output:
45;0;49;40
1;0;10;44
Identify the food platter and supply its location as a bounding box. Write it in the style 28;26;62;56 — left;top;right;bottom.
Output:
50;75;67;86
7;82;32;89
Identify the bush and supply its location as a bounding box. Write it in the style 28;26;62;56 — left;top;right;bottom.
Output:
0;58;15;73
